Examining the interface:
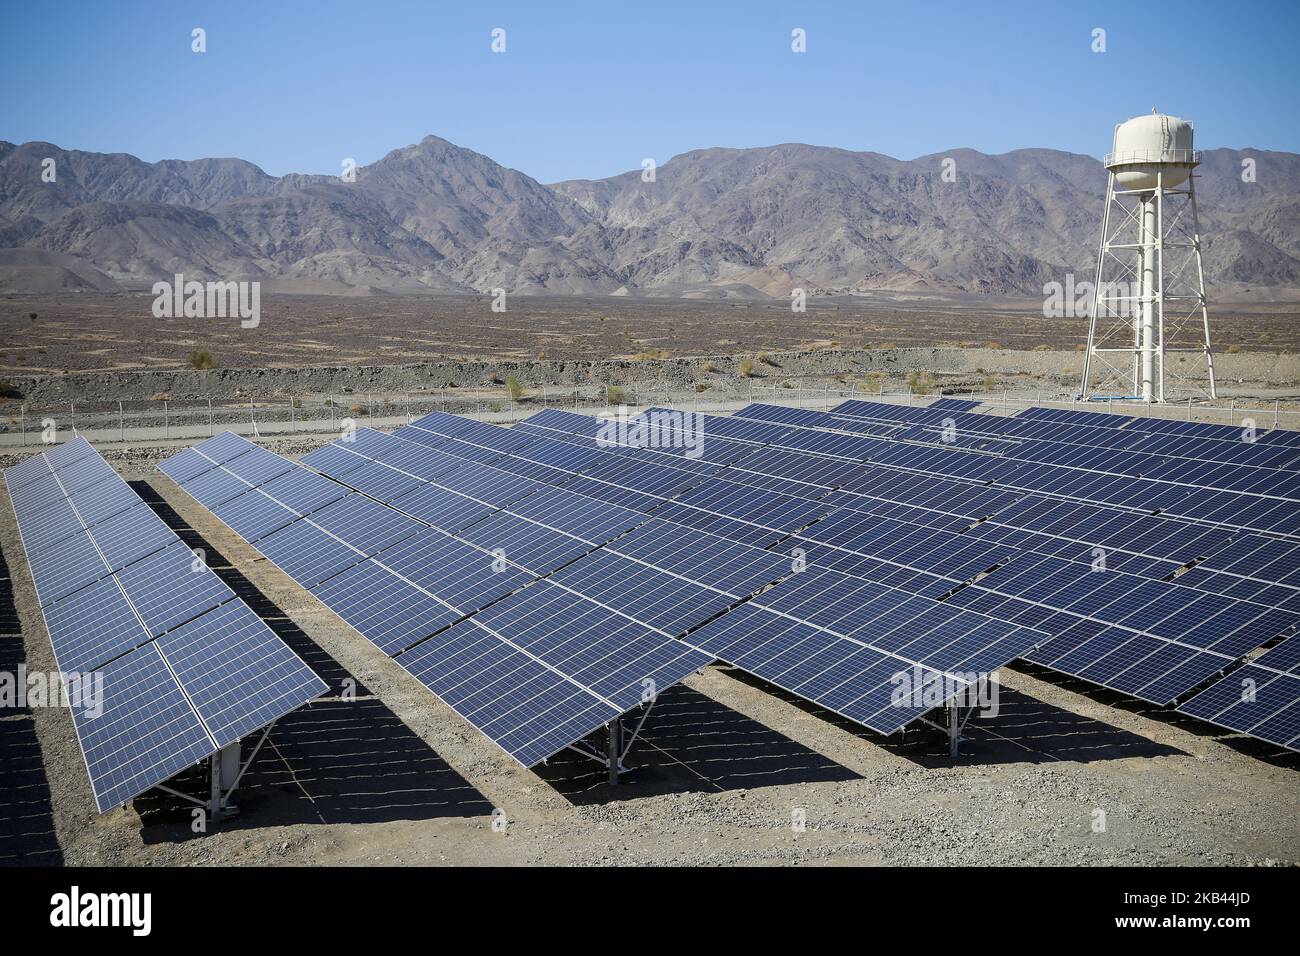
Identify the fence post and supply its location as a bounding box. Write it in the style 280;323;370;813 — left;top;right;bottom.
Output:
329;394;335;431
207;397;214;436
118;401;124;442
70;402;75;436
20;405;25;446
1187;397;1192;421
1275;400;1280;429
290;396;296;432
164;400;169;440
1228;399;1235;425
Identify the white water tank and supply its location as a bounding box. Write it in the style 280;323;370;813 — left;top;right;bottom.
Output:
1105;112;1198;191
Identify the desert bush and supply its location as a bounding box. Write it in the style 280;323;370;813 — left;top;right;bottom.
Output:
189;349;216;370
907;371;935;396
1226;345;1241;354
738;359;756;378
505;375;526;402
606;385;629;404
0;378;21;399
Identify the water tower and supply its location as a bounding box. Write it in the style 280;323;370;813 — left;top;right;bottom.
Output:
1079;111;1217;402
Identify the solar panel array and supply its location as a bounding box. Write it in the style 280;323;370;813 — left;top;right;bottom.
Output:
157;391;1300;758
160;419;1047;766
160;432;714;768
517;400;1300;752
4;437;326;811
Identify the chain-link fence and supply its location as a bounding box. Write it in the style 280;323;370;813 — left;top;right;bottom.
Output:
2;379;1297;450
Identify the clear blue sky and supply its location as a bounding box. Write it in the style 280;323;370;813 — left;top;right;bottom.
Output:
2;0;1296;183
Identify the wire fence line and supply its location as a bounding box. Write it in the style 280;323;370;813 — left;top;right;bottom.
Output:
1;379;1297;450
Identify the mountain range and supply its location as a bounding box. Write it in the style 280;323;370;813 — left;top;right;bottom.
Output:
1;134;1298;298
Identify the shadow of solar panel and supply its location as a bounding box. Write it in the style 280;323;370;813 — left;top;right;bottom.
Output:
116;541;235;637
310;559;462;654
70;644;214;813
157;601;327;748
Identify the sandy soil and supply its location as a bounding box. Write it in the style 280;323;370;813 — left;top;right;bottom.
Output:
1;436;1297;868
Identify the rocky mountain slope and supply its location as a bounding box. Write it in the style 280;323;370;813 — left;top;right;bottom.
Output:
1;134;1297;297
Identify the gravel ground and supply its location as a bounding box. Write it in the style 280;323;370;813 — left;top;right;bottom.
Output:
1;437;1297;868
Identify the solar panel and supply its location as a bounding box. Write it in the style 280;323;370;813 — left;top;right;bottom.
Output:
116;540;235;638
6;438;327;814
685;567;1042;735
395;619;623;767
157;601;327;747
43;575;147;673
1177;637;1300;751
310;559;463;654
160;434;714;770
70;644;216;813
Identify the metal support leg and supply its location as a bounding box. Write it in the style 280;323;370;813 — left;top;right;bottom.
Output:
948;704;960;758
208;753;224;823
607;718;623;785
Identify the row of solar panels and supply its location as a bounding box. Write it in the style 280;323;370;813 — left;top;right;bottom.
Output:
158;426;1046;768
166;395;1300;754
502;403;1300;751
3;438;326;812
